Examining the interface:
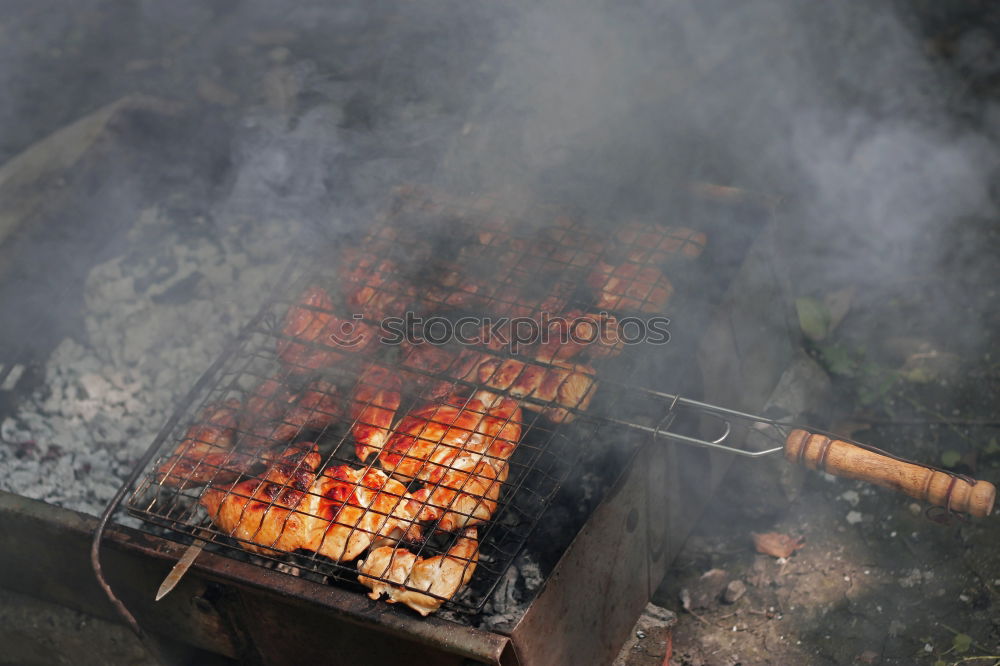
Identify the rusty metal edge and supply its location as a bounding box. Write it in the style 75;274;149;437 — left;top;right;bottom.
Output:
2;491;512;665
504;442;660;666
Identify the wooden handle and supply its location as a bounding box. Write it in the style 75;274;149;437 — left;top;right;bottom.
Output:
785;429;996;518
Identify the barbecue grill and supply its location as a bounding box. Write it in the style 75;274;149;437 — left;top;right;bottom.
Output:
77;183;784;664
103;185;730;609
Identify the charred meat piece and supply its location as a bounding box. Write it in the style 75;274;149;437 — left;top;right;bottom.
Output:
422;225;577;319
533;310;625;362
463;355;597;423
199;444;322;556
277;286;378;373
357;528;479;616
338;249;417;319
537;215;604;267
401;344;599;422
310;463;426;557
379;391;521;484
415;455;504;533
349;365;402;463
400;342;481;400
586;260;674;313
200;444;424;561
583;222;704;313
155;399;253;487
244;378;295;425
615;222;706;263
243;379;341;447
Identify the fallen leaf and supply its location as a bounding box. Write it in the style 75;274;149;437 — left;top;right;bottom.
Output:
815;343;857;377
796;297;831;342
752;532;806;558
952;632;972;654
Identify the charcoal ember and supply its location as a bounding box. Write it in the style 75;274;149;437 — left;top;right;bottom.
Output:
472;551;545;632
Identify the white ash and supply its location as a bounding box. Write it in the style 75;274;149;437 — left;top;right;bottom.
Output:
0;206;288;516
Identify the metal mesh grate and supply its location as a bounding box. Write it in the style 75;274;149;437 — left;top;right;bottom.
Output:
125;186;707;613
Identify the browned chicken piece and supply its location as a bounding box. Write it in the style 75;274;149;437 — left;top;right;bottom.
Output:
156;399;255;487
310;463;426;556
200;444;424;561
243;378;295;425
399;342;481;400
533;310;625;362
537;215;606;267
423;223;578;319
486;279;574;321
349;365;402;463
357;528;479;616
586;260;674;313
400;342;598;422
462;354;598;423
615;222;707;263
199;444;321;555
379;391;522;484
243;379;341;447
277;285;378;373
415;455;505;532
338;249;417;319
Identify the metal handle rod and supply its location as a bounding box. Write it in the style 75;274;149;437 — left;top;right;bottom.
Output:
600;416;784;458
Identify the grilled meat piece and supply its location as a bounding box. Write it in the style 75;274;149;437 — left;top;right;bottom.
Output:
416;455;504;533
379;391;521;484
586;260;674;313
349;365;402;463
338;249;417;319
400;343;599;422
244;378;295;425
615;222;706;263
200;444;424;561
400;342;481;400
199;444;321;555
533;310;625;361
357;528;479;616
463;355;597;423
243;379;341;447
312;463;426;555
277;286;378;373
155;399;253;487
537;215;604;267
